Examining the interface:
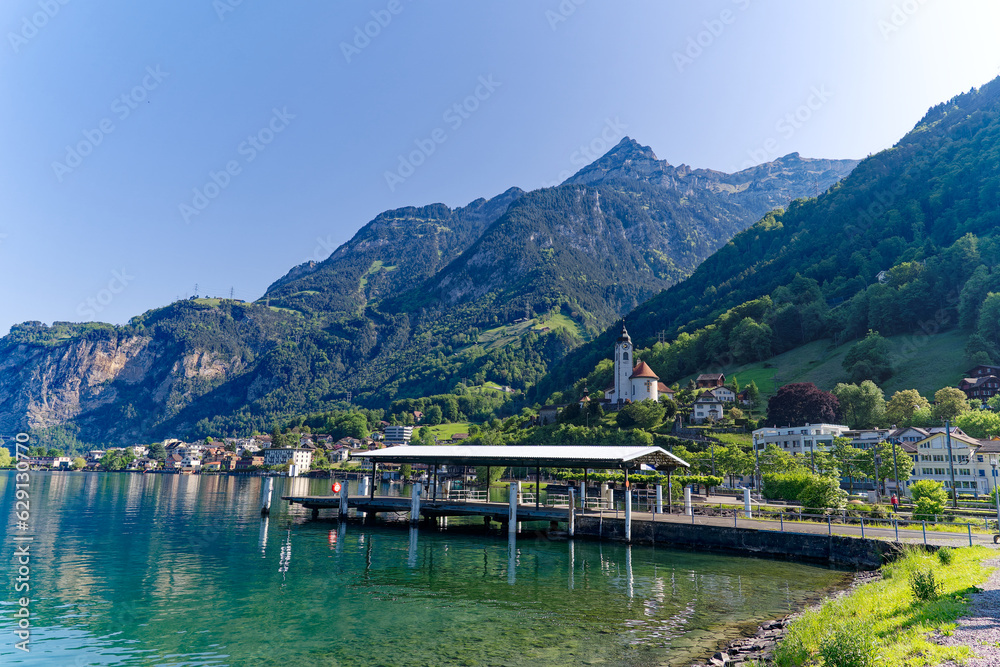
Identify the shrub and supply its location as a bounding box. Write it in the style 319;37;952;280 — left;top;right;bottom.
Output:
772;631;810;667
818;622;882;667
798;475;848;513
910;479;949;520
937;547;954;566
910;569;940;601
762;470;814;501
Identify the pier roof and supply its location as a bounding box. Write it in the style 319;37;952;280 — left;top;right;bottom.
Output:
352;445;689;470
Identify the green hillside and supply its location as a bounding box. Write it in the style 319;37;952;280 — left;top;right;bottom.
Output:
712;329;969;400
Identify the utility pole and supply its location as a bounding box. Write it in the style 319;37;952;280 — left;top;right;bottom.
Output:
945;420;958;508
891;439;900;498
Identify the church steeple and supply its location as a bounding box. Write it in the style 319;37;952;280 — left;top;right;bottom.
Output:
612;321;632;404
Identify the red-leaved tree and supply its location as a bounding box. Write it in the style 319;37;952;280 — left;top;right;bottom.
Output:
766;382;840;426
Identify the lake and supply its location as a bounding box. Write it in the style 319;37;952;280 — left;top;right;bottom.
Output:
0;472;850;666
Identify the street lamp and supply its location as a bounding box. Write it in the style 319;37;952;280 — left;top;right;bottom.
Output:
991;456;1000;533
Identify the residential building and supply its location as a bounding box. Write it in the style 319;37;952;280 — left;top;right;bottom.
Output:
844;428;892;450
695;373;725;389
707;387;736;403
31;456;72;469
538;404;567;425
691;394;725;424
384;425;414;444
959;375;1000;402
910;428;981;495
973;440;1000;495
751;423;850;453
263;448;313;472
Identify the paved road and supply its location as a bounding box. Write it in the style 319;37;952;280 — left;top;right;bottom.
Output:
587;507;997;548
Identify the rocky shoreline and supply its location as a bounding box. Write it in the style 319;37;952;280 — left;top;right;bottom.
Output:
691;570;882;666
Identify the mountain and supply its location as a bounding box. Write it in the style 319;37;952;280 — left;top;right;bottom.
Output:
0;139;857;443
540;78;1000;399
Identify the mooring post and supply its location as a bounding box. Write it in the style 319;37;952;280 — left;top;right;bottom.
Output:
624;486;632;543
743;487;752;518
968;523;973;547
567;487;576;537
860;517;865;539
922;520;927;545
683;486;692;516
509;482;518;535
260;477;274;516
339;483;348;519
579;480;585;511
656;484;663;514
410;482;422;525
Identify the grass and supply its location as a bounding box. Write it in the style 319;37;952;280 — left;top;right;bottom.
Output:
773;545;992;666
691;329;970;400
425;422;473;440
359;260;397;289
476;312;583;351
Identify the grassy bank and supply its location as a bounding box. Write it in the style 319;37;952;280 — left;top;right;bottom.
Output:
770;545;992;666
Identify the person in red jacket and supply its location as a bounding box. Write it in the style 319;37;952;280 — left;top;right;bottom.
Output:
890;493;899;512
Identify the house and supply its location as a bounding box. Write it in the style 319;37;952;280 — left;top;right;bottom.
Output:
887;427;931;445
695;373;725;389
31;456;72;469
691;394;725;424
87;450;106;463
737;388;754;406
844;428;892;450
751;423;850;453
235;456;265;470
330;448;351;463
538;404;567;425
972;439;1000;495
262;448;313;472
706;387;736;403
384;425;413;445
201;460;222;472
910;428;982;495
413;411;424;423
959;375;1000;402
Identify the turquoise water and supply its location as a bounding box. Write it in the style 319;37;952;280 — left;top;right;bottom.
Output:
0;472;850;666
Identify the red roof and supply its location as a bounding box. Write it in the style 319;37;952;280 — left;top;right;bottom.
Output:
630;361;659;379
657;382;672;393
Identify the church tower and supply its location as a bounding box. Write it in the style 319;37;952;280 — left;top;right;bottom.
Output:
613;323;632;404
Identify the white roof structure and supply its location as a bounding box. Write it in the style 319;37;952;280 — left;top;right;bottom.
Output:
352;445;689;470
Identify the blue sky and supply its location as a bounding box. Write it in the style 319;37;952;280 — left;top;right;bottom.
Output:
1;0;999;335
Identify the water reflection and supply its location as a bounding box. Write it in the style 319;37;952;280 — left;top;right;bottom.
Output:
0;472;852;667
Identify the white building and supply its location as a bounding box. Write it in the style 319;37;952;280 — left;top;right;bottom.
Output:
263;448;313;472
605;324;667;405
752;423;850;453
692;394;725;424
384;425;414;445
707;387;736;403
910;429;984;495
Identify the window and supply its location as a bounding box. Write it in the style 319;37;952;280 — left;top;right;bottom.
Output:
934;468;946;475
979;455;985;463
622;352;629;360
932;455;944;462
959;469;971;477
980;470;987;477
922;467;933;475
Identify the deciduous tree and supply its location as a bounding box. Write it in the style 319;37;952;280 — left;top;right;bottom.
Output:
832;381;886;429
933;387;973;422
885;389;931;426
766;383;839;426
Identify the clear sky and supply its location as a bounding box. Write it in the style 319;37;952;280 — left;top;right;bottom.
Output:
2;0;999;336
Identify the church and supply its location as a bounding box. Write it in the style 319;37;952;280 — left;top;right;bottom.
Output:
603;324;671;405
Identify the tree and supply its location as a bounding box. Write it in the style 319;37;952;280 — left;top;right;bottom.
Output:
149;443;166;461
758;444;805;475
798;474;848;513
885;390;932;426
413;426;435;446
831;438;865;493
933;387;973;422
400;464;412;480
100;451;126;471
311;450;330;470
832;381;886;429
729;318;773;363
765;383;839;426
953;410;1000;439
843;330;893;384
744;380;761;408
616;400;665;430
658;397;677;420
716;445;754;487
72;457;86;470
475;465;505;487
910;479;949;519
858;441;913;495
0;447;12;468
728;407;745;421
424;405;443;425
